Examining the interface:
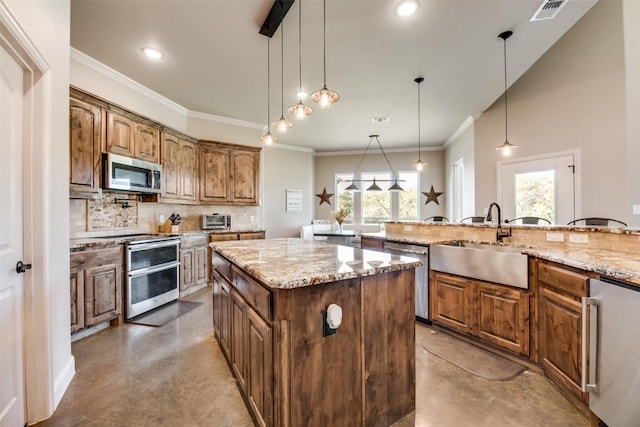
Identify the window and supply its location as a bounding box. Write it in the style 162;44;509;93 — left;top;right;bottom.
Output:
399;171;419;220
514;170;555;220
452;159;464;221
362;172;391;224
335;173;354;224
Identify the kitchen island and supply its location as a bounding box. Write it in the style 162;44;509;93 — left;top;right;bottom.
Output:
210;238;421;427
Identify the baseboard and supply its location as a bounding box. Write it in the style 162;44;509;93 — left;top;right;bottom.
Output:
53;355;75;409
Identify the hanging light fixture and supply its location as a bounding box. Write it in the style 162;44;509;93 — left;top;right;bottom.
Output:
413;77;427;171
272;24;293;133
496;30;517;155
311;0;340;109
259;37;277;145
288;0;313;120
344;135;404;192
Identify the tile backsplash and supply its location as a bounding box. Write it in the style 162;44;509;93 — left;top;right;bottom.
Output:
70;192;261;238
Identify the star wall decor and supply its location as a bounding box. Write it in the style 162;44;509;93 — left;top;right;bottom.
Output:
422;185;443;205
316;187;334;205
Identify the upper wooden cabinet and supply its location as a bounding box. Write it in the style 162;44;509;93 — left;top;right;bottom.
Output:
106;110;160;164
160;131;198;203
69;97;102;199
199;141;261;205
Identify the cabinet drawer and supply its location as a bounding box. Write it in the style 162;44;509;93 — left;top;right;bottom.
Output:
213;252;233;283
537;261;588;298
181;234;208;248
232;266;271;321
70;246;121;270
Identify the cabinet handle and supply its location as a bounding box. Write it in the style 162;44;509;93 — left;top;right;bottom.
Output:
581;297;599;393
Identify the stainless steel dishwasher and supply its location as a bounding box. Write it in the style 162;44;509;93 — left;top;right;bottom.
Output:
383;241;429;323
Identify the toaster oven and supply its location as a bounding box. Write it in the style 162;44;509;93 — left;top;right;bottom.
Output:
202;214;231;230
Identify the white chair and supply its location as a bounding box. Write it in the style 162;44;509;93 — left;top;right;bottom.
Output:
299;225;314;241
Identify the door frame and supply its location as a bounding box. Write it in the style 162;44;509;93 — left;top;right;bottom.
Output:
1;3;57;422
496;149;582;223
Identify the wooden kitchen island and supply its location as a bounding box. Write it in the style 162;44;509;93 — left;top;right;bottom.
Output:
210;238;421;427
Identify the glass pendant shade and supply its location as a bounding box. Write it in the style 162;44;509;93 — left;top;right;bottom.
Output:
414;159;426;171
414;77;426;172
259;130;277;145
272;115;293;132
312;0;340;109
288;0;313;120
259;37;276;144
272;22;292;133
366;178;383;192
496;30;518;155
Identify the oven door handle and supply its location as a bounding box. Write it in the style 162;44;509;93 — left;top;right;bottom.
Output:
128;261;180;278
128;240;179;252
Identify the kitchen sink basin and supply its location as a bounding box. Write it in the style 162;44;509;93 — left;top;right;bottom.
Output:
430;241;528;289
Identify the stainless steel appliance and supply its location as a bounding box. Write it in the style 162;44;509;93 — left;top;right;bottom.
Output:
582;277;640;426
201;214;231;230
125;236;180;319
383;241;429;323
103;152;162;194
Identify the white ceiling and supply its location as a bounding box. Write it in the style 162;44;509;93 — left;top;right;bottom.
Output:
70;0;597;152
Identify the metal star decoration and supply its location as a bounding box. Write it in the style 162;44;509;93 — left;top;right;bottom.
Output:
422;185;443;205
316;187;334;205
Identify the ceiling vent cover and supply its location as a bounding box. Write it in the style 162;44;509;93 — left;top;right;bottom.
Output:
530;0;567;21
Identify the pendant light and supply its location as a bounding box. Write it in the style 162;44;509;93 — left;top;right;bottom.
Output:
344;135;404;192
311;0;340;109
413;77;427;171
288;0;313;120
259;37;277;145
496;30;517;155
272;24;293;133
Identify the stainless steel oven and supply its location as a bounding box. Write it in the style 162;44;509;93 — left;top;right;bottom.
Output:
125;236;180;319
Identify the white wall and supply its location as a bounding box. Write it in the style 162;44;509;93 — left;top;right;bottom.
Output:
473;0;628;223
444;119;476;220
315;149;445;222
262;145;315;238
4;0;72;421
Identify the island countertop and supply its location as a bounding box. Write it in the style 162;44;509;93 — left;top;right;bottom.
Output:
210;237;422;289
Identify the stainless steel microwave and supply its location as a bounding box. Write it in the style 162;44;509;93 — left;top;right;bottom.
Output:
103;152;162;194
201;214;231;230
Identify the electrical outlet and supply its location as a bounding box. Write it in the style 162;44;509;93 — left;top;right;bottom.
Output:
159;214;165;223
250;215;255;223
634;205;640;215
404;225;412;231
546;232;564;242
569;233;589;244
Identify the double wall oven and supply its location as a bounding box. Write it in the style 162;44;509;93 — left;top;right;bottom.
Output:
125;236;180;319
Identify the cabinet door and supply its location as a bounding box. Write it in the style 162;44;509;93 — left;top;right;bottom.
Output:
210;233;240;242
195;245;208;286
69;98;102;198
360;236;384;251
180;248;195;291
539;286;587;402
231;290;247;391
200;144;230;203
70;268;85;333
106;111;135;157
230;149;259;205
474;282;529;356
430;272;473;334
219;280;232;357
180;140;198;201
84;262;121;326
238;231;265;241
247;307;273;427
161;132;181;200
134;123;160;164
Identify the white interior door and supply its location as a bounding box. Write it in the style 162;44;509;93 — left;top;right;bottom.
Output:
498;153;576;225
0;44;25;427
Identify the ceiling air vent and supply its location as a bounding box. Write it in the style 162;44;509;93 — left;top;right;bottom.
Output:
530;0;567;21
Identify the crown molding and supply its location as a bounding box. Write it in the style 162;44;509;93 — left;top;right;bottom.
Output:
443;115;479;148
266;142;316;154
187;110;263;130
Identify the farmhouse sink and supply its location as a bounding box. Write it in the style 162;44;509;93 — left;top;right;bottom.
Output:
430;242;529;289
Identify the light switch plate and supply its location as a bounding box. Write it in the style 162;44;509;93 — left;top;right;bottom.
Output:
546;232;564;242
569;233;589;244
633;205;640;215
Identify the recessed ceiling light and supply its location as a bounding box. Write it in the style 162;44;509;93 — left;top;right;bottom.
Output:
141;47;164;60
395;0;419;17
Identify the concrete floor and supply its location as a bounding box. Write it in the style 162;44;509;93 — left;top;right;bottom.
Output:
36;288;588;427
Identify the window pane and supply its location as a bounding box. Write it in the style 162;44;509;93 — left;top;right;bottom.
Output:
362;172;391;224
399;171;419;220
514;170;555;222
335;173;354;224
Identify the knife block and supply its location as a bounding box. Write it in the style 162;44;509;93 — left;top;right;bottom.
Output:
158;220;178;233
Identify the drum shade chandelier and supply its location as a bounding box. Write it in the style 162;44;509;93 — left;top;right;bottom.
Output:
344;135;404;192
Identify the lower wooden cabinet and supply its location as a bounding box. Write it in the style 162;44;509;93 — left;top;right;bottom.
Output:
209;230;266;242
180;234;209;296
70;246;122;333
536;260;590;404
360;236;384;251
430;271;530;356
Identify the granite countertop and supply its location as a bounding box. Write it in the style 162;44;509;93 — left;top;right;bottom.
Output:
211;238;422;290
70;229;265;250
